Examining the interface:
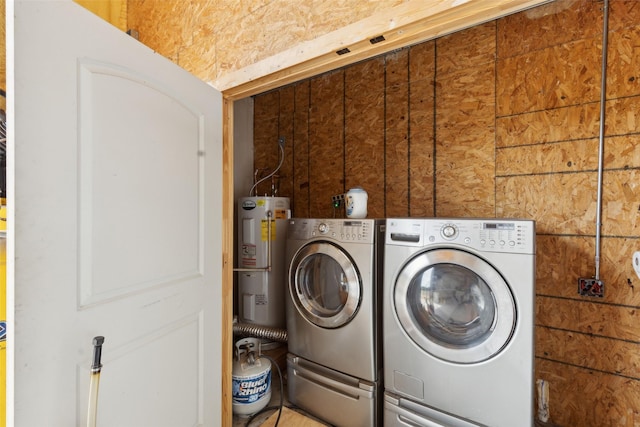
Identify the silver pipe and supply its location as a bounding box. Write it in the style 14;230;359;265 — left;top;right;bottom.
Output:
233;322;288;343
595;0;609;280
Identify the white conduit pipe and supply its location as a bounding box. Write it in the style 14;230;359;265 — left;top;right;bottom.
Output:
233;322;288;343
594;0;610;280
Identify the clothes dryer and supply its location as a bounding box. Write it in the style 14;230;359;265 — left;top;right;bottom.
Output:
383;218;535;427
286;218;385;427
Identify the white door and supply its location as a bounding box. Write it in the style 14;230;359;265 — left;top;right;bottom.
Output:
8;1;223;425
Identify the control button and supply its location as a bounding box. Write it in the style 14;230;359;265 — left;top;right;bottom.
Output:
429;235;435;242
464;237;471;244
499;240;505;246
480;239;486;245
318;223;328;233
489;240;495;245
509;241;515;246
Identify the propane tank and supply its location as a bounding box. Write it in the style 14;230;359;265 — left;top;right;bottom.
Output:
232;338;272;417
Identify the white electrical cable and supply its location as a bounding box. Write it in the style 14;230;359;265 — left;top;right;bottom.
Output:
248;141;285;197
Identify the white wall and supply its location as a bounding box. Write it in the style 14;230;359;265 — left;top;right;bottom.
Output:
233;97;254;200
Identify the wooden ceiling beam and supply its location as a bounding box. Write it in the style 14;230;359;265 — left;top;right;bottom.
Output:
218;0;551;100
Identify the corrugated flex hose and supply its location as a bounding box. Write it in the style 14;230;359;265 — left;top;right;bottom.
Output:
233;322;288;343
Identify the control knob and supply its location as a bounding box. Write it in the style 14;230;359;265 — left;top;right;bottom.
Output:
441;224;457;240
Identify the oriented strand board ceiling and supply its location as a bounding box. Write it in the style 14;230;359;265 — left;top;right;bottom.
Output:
218;0;552;99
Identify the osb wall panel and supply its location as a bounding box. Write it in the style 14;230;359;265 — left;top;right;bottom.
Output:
292;81;310;217
385;50;410;218
434;62;496;218
601;169;640;236
252;91;280;197
606;96;640;135
537;327;640;378
276;85;295;200
608;18;640;99
496;173;598;235
496;37;602;116
435;22;496;218
436;22;496;74
500;3;640;413
610;0;640;32
537;295;639;342
537;358;639;427
497;0;601;60
496;103;600;148
499;170;640;236
496;139;600;175
408;42;435;218
254;43;438;220
308;71;345;218
537;235;640;304
344;58;385;219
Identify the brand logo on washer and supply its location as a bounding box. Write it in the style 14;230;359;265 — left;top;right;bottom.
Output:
242;200;256;210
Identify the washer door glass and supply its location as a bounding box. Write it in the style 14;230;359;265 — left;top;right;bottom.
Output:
290;241;361;329
394;248;515;364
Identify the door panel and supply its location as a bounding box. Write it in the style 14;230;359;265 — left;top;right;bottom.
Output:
290;242;361;328
9;1;222;425
394;248;515;364
78;59;203;307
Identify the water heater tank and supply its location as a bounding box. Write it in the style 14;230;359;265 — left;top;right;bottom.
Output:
237;197;290;331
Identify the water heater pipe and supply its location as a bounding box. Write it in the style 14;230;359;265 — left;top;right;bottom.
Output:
233;211;273;273
594;0;609;280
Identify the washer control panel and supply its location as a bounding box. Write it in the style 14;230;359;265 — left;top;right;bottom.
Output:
386;218;535;254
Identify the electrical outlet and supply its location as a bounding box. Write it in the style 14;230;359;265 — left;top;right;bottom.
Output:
578;278;604;297
331;193;345;207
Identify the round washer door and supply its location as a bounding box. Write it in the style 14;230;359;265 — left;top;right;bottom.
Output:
394;248;516;364
289;241;361;329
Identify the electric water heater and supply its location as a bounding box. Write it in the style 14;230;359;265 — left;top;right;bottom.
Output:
237;197;290;330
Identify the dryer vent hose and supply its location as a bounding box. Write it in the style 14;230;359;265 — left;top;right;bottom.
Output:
233;322;288;343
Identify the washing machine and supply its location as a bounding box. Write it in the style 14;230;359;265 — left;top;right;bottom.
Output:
286;218;385;427
383;218;535;427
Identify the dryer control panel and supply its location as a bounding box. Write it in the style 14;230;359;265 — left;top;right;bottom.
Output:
288;218;382;244
386;218;535;254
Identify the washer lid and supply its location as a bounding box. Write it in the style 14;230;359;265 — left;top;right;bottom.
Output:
394;248;516;364
289;241;361;329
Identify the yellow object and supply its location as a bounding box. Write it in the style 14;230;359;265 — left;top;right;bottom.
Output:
260;220;276;242
0;201;6;427
74;0;127;32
